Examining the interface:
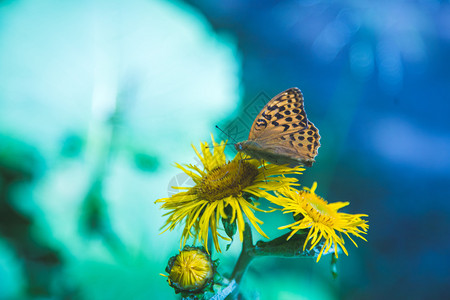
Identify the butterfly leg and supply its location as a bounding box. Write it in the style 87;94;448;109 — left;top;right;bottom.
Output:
231;158;243;185
260;160;268;183
209;171;230;182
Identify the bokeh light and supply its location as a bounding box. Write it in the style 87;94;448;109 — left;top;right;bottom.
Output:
1;0;449;299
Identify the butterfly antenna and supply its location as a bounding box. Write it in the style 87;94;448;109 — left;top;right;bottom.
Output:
205;125;238;149
215;125;238;143
206;143;234;149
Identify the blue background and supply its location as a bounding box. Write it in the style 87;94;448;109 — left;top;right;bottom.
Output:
0;0;449;299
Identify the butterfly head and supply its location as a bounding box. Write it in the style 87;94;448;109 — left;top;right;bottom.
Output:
234;142;244;152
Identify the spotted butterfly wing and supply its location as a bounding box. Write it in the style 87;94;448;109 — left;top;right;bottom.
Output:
235;87;320;167
248;88;308;140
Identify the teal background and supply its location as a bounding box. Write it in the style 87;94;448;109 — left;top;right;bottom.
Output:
1;0;449;299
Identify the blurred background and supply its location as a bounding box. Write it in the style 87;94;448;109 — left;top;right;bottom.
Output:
0;0;449;299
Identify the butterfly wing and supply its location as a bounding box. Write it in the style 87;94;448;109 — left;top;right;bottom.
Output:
245;121;320;167
275;120;320;165
248;87;308;140
242;87;320;166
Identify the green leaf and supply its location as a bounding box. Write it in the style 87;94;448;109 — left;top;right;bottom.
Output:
222;205;237;250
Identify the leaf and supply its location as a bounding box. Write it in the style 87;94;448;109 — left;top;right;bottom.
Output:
251;230;339;260
222;205;237;250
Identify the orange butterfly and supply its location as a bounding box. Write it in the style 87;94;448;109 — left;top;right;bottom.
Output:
235;87;320;167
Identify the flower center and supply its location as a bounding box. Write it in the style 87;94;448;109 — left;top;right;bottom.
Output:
301;192;335;226
195;160;259;202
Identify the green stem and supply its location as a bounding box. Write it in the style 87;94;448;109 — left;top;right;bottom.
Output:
230;223;254;285
249;230;313;258
227;222;254;299
227;226;327;298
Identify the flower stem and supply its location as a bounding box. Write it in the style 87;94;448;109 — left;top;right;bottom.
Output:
230;222;254;285
227;222;255;299
227;225;326;298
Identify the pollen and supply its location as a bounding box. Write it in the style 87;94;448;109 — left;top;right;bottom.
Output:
195;160;259;202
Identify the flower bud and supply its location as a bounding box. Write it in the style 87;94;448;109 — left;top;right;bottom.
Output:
165;246;215;295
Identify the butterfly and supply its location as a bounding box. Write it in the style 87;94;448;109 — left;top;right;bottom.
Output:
234;87;320;167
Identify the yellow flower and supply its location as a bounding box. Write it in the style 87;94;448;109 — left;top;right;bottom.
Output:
165;246;215;294
156;134;304;252
269;182;369;262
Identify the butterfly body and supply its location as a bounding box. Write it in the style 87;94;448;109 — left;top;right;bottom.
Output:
235;141;312;167
235;87;320;167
